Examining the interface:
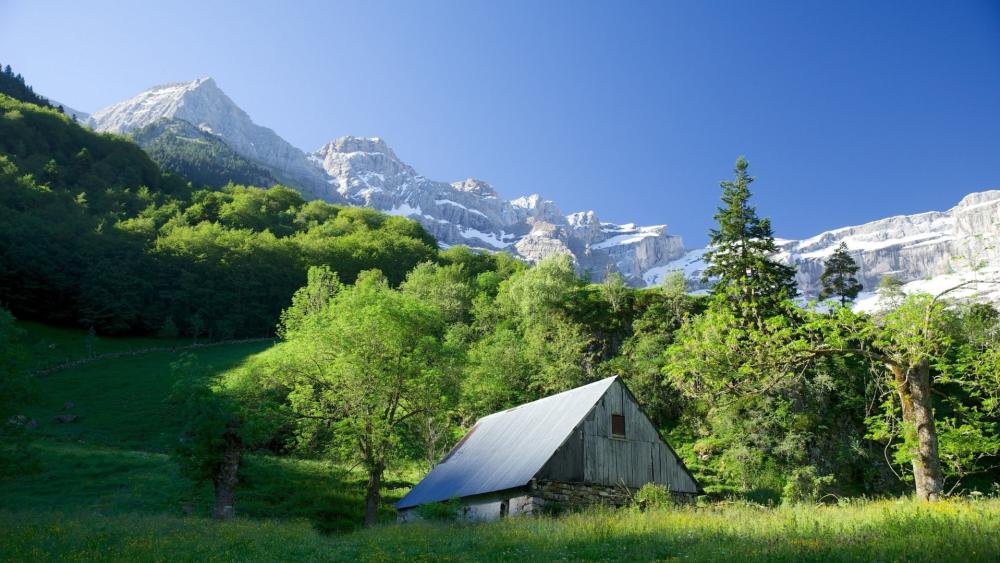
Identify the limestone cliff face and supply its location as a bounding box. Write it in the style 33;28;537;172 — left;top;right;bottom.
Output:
311;135;687;283
644;191;1000;302
778;190;1000;298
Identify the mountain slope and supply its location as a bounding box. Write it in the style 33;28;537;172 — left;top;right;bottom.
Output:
81;77;999;293
86;79;688;284
132;117;277;189
310;135;686;282
0;92;439;336
89;78;338;201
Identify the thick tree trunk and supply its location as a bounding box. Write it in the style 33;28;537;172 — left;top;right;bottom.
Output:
890;361;944;501
364;464;384;528
212;430;242;520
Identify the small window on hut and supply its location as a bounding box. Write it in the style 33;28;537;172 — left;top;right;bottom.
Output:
611;414;625;438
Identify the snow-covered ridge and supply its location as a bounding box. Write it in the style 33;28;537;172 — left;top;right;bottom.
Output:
641;190;1000;302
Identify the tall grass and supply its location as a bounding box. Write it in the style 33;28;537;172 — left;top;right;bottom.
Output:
2;499;999;562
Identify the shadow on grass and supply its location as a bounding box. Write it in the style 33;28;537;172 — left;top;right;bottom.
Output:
0;439;415;533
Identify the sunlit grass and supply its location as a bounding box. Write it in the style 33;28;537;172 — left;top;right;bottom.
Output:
2;499;999;562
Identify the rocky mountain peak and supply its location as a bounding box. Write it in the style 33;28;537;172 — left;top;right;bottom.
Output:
452;178;499;198
955;189;1000;209
511;194;565;224
90;77;231;134
313;136;417;197
567;211;600;228
320;136;399;160
89;77;338;201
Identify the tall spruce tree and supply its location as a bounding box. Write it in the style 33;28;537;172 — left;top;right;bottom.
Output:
703;156;797;322
819;242;863;306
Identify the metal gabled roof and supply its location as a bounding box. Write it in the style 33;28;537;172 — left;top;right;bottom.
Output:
396;376;618;509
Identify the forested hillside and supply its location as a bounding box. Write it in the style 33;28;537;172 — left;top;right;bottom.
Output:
0;62;56;109
0;93;438;337
132;117;279;189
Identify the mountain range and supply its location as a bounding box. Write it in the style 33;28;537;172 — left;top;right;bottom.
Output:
65;77;1000;300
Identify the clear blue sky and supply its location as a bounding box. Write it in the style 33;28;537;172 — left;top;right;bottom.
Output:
2;0;998;244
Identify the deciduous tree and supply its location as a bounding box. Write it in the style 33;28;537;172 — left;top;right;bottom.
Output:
269;269;459;526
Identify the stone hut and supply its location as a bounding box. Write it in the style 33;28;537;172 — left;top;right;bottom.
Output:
397;376;701;521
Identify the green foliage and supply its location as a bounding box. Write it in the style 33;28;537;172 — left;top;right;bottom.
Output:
877;274;906;306
0;93;438;338
599;272;630;314
0;307;35;476
414;497;462;521
819;242;863;305
703;156;798;321
132;118;278;189
464;256;595;416
604;290;701;426
169;353;244;486
158;317;180;339
0;63;56;109
400;261;475;324
866;294;1000;490
2;320;417;528
0;307;29;416
659;270;688;297
633;482;674;510
257;269;462;523
278;265;342;337
781;466;834;504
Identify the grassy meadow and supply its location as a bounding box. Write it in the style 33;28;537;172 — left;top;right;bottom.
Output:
3;499;1000;562
4;322;1000;561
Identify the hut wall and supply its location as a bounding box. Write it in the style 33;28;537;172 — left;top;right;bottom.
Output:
539;380;699;493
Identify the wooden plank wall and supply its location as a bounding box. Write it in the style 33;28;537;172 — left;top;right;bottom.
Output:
560;380;699;493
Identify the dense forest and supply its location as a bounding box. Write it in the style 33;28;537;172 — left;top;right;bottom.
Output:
0;63;59;111
1;66;999;533
169;158;1000;525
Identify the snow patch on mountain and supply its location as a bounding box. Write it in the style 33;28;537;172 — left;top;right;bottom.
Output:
643;248;709;287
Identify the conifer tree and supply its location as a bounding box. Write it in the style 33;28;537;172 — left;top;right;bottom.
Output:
819;242;863;306
703;156;797;322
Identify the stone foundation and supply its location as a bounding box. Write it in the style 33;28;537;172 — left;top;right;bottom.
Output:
527;479;634;512
398;481;698;522
526;479;697;513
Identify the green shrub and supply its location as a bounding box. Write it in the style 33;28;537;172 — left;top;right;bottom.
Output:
414;498;462;521
782;465;834;504
633;483;673;511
